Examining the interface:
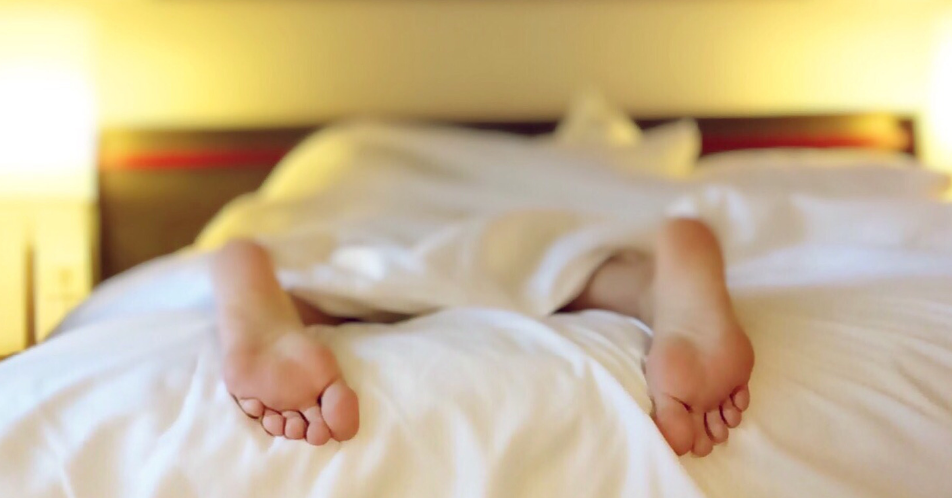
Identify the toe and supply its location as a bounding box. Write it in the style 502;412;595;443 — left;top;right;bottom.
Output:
262;409;286;437
237;398;265;419
321;379;360;441
691;413;713;457
283;411;307;440
732;385;751;411
721;399;742;428
651;395;695;456
705;409;729;444
303;406;332;446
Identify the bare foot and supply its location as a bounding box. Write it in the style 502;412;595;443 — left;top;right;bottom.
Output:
213;240;359;445
646;219;754;456
223;324;359;445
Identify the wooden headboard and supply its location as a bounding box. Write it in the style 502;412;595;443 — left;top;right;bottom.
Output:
98;113;915;280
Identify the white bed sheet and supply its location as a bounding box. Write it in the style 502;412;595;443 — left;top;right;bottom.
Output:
3;123;952;497
2;302;704;497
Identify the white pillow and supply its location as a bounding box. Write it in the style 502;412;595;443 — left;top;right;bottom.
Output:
554;91;700;178
694;148;951;199
554;91;643;148
615;119;700;179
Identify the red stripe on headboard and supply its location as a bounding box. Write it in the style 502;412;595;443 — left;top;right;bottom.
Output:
99;117;913;171
104;137;896;171
701;135;902;155
101;148;291;171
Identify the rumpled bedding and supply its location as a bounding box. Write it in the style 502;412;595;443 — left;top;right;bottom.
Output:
2;122;952;498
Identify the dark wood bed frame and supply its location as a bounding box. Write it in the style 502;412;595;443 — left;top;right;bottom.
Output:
97;113;916;280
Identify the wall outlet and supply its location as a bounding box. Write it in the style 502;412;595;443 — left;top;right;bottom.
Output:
31;202;95;342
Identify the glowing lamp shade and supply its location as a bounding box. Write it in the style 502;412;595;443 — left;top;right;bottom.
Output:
925;14;952;174
0;11;96;201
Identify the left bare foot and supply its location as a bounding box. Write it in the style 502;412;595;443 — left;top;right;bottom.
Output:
213;240;359;445
223;320;359;445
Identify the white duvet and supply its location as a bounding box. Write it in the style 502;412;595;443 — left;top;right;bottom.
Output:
2;123;952;498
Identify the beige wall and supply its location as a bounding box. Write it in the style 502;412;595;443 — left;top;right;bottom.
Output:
0;0;946;130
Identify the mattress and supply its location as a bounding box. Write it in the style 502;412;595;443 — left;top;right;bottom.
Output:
2;122;951;497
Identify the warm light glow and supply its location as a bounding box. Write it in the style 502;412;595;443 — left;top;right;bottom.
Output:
0;66;97;199
925;13;952;174
0;9;96;200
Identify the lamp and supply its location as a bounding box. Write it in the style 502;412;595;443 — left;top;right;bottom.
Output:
924;11;952;176
0;8;97;350
0;9;97;201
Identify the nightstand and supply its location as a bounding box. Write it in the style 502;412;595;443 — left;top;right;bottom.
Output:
0;207;29;356
0;200;98;355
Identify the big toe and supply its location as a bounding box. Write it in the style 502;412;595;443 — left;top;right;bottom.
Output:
321;379;360;441
652;395;695;456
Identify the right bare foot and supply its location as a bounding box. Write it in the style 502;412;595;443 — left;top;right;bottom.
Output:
565;219;753;457
647;219;754;457
212;240;359;445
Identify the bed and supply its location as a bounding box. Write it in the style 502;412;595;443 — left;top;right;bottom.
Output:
95;113;916;278
1;100;951;498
